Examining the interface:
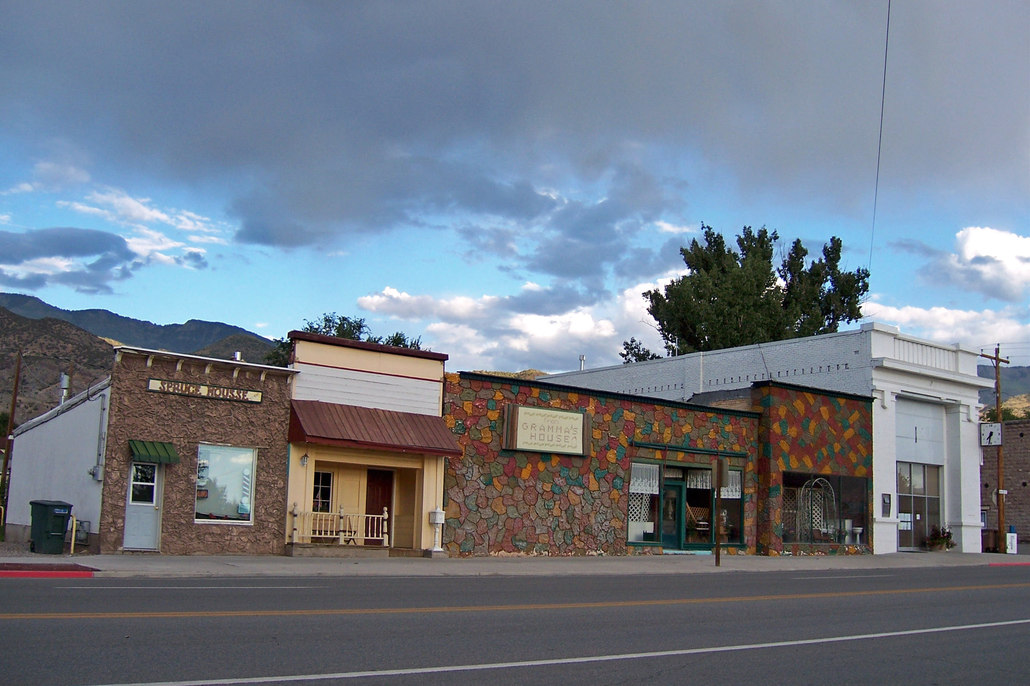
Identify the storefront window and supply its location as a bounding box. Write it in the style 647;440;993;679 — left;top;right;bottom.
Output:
782;472;869;545
628;462;660;543
684;468;743;545
195;444;257;524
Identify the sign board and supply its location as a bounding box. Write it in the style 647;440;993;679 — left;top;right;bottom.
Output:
503;405;588;456
147;378;262;403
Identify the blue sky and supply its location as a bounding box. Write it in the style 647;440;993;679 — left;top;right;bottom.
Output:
1;1;1028;371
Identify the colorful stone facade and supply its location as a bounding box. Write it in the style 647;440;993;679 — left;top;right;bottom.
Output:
443;372;759;556
752;381;873;554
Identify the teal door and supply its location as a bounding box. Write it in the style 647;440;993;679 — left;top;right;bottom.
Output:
661;482;684;549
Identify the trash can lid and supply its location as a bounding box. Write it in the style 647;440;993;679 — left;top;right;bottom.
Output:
30;499;74;507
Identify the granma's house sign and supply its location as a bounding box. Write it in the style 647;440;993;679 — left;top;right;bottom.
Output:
502;405;589;456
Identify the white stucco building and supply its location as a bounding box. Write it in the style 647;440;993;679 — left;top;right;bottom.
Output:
548;323;992;553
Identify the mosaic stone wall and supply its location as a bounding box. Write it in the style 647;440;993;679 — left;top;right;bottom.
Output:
752;382;872;554
443;372;759;556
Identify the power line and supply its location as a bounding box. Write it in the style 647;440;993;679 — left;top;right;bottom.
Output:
869;0;891;273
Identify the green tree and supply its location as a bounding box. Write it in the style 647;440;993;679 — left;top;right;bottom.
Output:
619;337;661;364
640;225;869;356
264;313;422;366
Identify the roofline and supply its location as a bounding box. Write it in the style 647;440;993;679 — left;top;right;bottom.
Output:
13;376;112;437
456;371;761;419
751;379;874;404
289;331;448;362
114;345;296;373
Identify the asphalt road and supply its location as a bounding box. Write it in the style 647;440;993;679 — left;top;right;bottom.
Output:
2;566;1029;685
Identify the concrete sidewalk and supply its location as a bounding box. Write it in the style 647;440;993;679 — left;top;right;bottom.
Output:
3;549;1029;578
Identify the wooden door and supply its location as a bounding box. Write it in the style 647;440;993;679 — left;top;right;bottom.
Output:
365;469;393;543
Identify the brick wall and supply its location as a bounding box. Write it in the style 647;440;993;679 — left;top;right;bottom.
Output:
981;419;1030;544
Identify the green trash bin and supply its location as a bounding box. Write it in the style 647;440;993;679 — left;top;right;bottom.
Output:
29;500;73;554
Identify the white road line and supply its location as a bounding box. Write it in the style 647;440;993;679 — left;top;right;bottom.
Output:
91;617;1030;686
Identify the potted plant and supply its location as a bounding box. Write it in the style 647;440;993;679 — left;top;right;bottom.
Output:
925;524;955;551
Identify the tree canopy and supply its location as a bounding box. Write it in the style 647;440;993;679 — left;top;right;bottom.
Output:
264;313;422;366
627;225;869;358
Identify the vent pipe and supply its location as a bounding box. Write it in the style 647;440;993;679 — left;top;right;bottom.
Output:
60;373;70;404
579;354;585;371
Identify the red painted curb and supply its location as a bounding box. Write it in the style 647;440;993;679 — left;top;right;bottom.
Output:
0;570;95;578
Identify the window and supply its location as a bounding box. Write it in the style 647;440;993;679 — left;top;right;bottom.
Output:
313;471;333;512
628;462;660;543
783;472;870;545
130;463;157;504
194;444;257;523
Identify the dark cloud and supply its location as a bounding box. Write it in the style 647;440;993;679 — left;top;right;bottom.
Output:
1;1;1025;271
0;226;136;293
0;227;133;263
888;239;946;259
177;251;209;270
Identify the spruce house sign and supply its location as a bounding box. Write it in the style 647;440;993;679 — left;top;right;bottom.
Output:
147;378;263;403
503;405;589;456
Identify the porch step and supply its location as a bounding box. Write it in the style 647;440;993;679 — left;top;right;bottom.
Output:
286;543;390;559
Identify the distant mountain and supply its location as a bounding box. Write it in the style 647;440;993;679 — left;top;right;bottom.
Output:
0;293;273;360
978;364;1030;406
0;307;113;422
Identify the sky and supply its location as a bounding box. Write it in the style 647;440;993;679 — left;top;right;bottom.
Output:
1;1;1028;372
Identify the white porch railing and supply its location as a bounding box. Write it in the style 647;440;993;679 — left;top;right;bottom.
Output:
290;505;390;547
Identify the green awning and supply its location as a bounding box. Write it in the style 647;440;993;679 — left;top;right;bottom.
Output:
129;440;181;464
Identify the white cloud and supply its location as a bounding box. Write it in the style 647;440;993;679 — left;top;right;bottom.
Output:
2;256;78;275
862;300;1030;365
0;213;10;224
86;188;173;226
1;182;35;195
929;227;1030;301
654;220;698;235
33;161;90;188
358;286;499;321
124;226;184;259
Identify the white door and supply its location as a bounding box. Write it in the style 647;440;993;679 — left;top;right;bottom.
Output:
124;462;161;550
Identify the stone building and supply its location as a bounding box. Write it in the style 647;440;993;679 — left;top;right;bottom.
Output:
442;372;760;556
548;323;990;553
7;346;294;554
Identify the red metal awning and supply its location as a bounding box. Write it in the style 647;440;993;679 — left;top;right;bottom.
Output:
289;400;461;457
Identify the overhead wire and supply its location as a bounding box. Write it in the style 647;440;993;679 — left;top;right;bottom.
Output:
869;0;891;273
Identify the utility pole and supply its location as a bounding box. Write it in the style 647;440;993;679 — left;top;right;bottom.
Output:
1;350;23;540
980;346;1009;553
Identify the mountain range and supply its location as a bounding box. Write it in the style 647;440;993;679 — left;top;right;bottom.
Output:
1;293;273;424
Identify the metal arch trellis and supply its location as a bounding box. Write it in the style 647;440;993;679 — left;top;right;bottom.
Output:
796;477;839;544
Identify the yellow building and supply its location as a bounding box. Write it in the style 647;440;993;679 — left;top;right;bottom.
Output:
284;332;460;556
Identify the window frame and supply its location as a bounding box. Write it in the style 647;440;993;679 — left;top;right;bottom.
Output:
193;443;258;525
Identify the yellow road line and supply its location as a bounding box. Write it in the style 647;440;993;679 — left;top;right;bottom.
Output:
3;582;1030;621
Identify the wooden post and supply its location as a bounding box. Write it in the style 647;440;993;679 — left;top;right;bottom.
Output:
980;346;1009;553
1;350;23;539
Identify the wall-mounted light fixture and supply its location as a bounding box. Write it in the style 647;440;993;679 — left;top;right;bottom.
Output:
300;453;309;467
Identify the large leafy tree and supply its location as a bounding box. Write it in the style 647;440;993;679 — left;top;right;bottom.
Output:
264;313;422;366
631;225;869;357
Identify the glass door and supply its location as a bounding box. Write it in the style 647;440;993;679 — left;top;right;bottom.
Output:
661;481;684;549
897;462;941;550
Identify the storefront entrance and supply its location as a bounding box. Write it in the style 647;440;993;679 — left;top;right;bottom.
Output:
123;462;162;550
